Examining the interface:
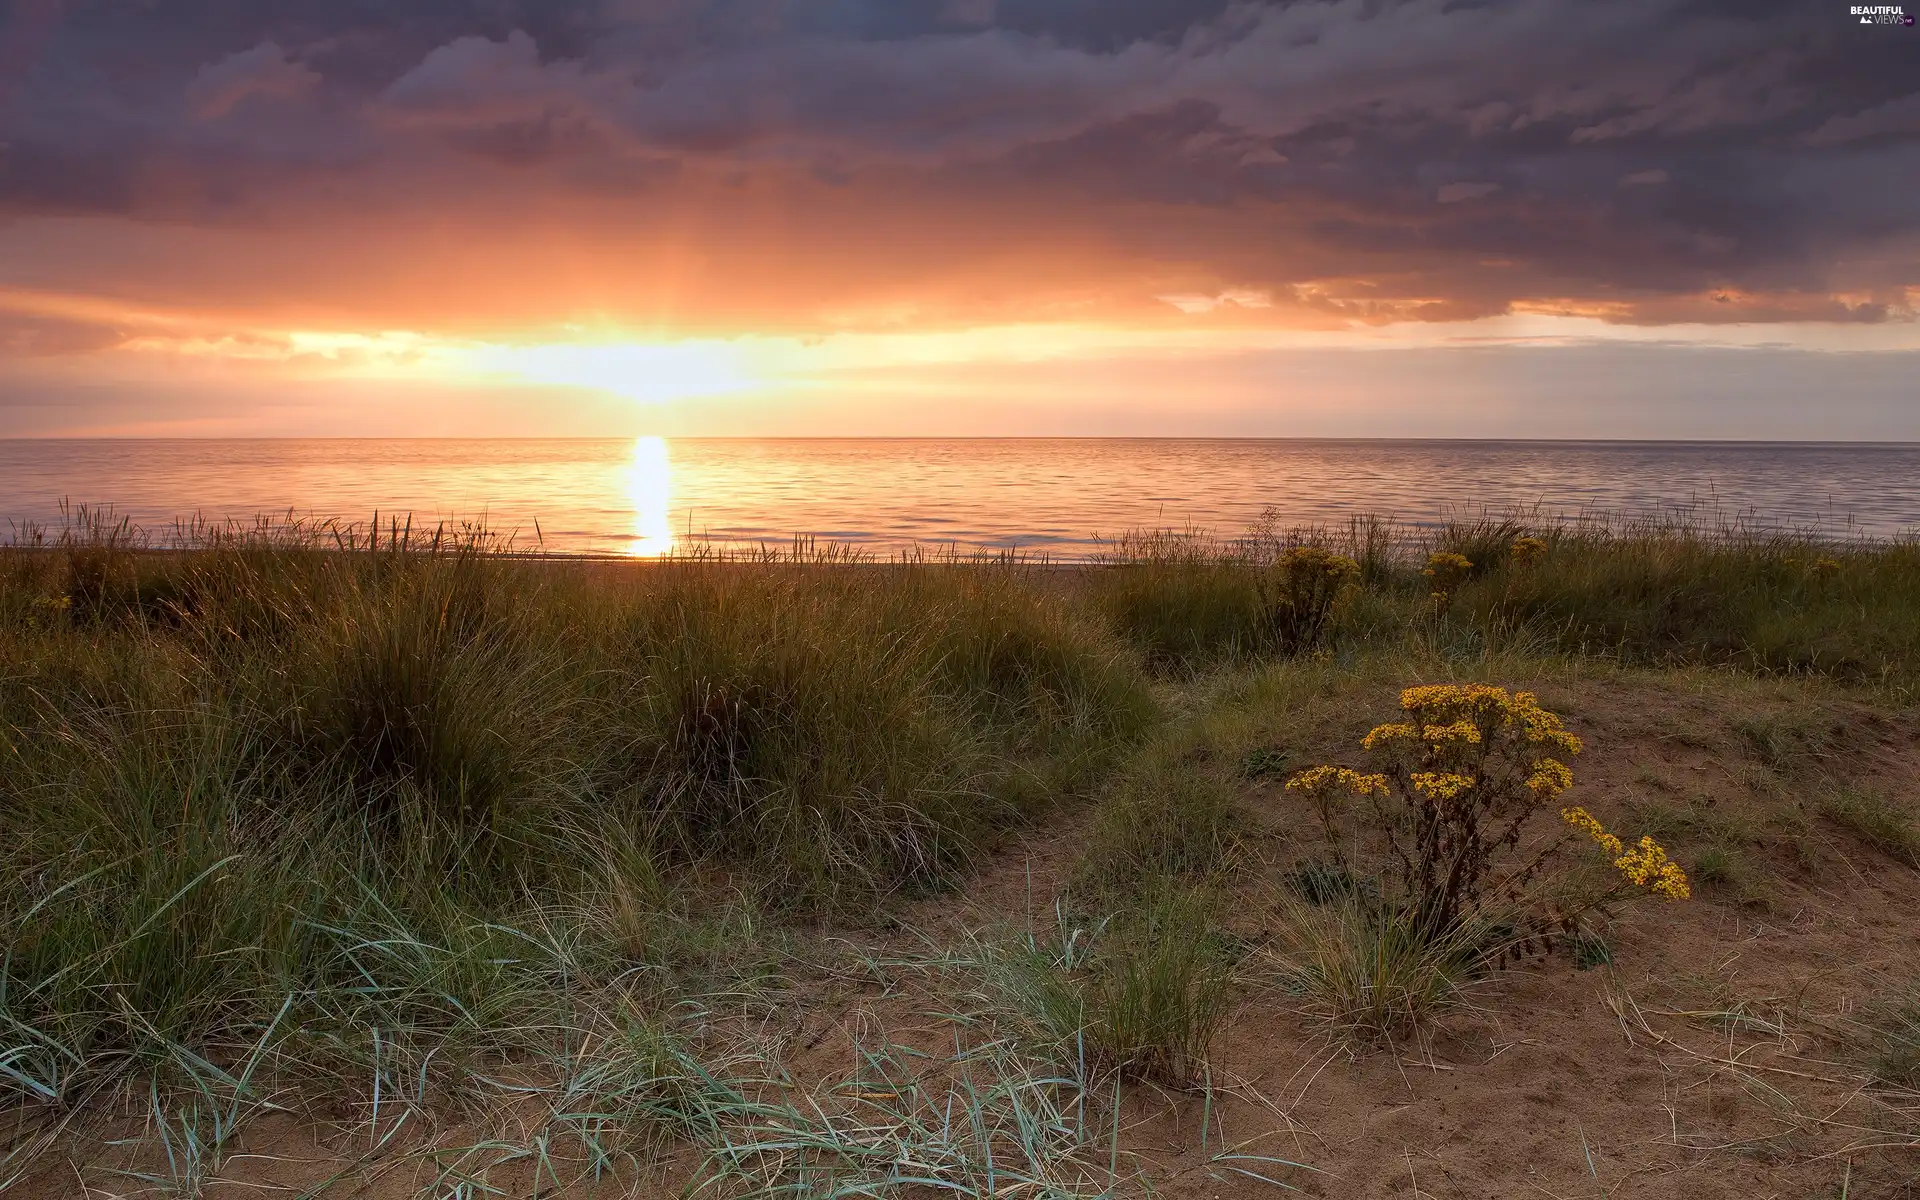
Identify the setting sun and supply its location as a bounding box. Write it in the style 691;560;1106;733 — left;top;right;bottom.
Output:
466;340;763;406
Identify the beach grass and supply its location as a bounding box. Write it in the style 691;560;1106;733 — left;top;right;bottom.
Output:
5;511;1920;1192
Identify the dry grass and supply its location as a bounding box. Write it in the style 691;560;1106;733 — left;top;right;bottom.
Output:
8;515;1920;1196
1264;894;1487;1047
1818;787;1920;867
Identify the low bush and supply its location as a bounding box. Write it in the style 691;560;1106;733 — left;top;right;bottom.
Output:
1089;534;1360;666
1256;546;1360;654
1286;684;1597;935
1283;685;1688;1000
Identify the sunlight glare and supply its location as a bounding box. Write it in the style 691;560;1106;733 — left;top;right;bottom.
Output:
473;340;759;403
625;435;675;557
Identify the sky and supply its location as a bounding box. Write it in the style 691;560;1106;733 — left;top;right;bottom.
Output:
1;0;1916;438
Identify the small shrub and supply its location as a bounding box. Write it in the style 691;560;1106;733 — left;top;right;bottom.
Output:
1286;685;1585;935
1510;537;1549;569
1257;546;1359;654
1421;552;1474;616
1289;686;1687;958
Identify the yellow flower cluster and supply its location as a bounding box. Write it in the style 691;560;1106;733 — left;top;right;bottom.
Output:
1394;684;1584;756
1399;682;1502;714
1285;765;1390;797
1278;545;1361;579
1362;722;1418;750
1410;771;1475;800
1510;536;1548;566
1560;805;1621;855
1525;758;1575;799
1616;836;1691;901
1526;722;1583;757
1423;552;1474;594
1560;807;1690;901
1810;557;1841;580
1421;720;1482;746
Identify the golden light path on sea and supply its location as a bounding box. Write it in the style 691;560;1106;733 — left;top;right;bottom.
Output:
625;435;675;557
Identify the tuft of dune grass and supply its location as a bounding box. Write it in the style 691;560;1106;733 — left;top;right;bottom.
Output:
1818;788;1920;867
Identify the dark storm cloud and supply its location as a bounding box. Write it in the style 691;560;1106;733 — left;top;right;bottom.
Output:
0;0;1914;328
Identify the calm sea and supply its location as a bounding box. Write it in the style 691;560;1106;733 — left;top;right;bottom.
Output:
3;439;1917;557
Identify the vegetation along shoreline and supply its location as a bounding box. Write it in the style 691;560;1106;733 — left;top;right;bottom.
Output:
5;510;1920;1196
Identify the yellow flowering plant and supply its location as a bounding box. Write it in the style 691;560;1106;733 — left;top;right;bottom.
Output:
1288;684;1589;936
1422;552;1473;614
1257;545;1360;654
1560;806;1690;901
1510;537;1548;568
1284;765;1389;855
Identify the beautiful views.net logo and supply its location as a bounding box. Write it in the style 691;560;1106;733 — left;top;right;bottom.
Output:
1850;4;1915;23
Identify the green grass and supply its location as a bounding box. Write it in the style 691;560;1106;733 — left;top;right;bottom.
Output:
1842;977;1920;1101
965;887;1237;1087
1086;515;1920;689
1817;788;1920;867
6;511;1920;1188
1445;519;1920;687
1265;894;1487;1046
0;530;1160;1190
1072;750;1239;902
1691;845;1745;889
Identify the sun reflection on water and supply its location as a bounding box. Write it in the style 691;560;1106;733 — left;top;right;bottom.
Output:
625;435;675;557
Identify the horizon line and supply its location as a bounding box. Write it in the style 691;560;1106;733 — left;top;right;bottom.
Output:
8;435;1920;447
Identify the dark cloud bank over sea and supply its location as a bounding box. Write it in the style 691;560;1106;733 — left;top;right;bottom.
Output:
0;0;1915;436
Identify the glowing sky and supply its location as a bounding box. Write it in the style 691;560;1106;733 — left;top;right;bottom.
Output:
1;0;1916;437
